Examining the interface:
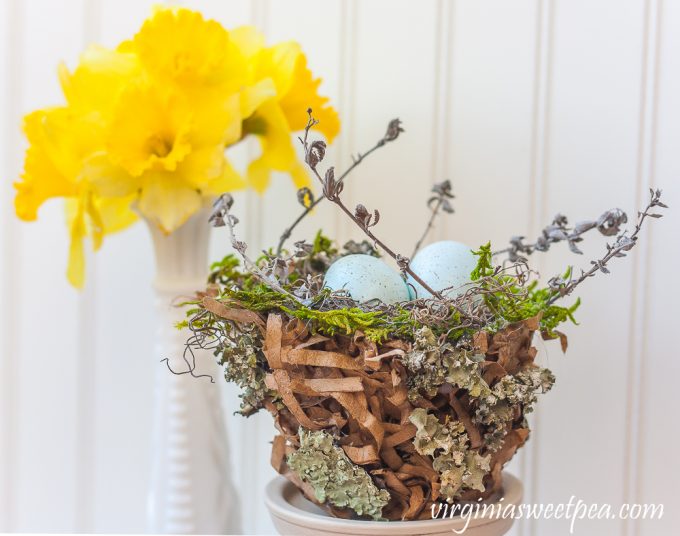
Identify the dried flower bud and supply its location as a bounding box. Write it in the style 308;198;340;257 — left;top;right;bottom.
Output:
232;240;247;254
395;254;410;271
567;239;583;255
546;227;569;241
297;187;314;208
552;213;568;227
305;140;326;169
432;179;454;197
209;215;225;227
383;118;404;143
597;208;627;236
209;193;235;227
615;235;636;251
535;235;549;251
354;204;379;229
572;220;597;235
294;240;313;257
322;166;343;200
343;240;379;256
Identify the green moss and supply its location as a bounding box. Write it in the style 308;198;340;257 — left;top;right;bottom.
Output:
208;254;246;286
313;230;338;256
470;243;580;336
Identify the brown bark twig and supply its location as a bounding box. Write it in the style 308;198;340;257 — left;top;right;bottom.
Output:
297;110;463;308
275;117;403;255
546;188;667;305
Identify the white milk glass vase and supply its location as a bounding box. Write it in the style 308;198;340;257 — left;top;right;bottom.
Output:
145;207;241;534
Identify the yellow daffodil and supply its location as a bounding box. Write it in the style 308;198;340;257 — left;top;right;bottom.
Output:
233;27;340;192
15;107;137;287
13;6;340;287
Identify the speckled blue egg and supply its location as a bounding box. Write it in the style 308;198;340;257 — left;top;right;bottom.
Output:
407;241;477;299
323;254;410;304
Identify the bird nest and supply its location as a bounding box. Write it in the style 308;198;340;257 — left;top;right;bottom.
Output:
197;292;547;520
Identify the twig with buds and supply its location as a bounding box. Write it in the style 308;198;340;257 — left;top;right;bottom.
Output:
494;208;630;262
209;194;303;303
298;110;449;302
411;180;455;257
275;114;404;255
546;188;667;304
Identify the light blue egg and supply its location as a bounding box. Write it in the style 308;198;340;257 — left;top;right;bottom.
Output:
407;241;477;299
324;254;410;304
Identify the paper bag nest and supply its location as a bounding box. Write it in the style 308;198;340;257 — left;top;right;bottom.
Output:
197;293;554;521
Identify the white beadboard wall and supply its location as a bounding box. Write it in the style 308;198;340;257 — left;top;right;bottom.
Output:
1;1;679;535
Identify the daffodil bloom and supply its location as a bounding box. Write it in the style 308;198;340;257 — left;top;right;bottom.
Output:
233;27;340;192
13;6;339;287
15;107;137;287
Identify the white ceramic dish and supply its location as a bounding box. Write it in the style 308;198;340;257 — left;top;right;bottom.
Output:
265;472;522;536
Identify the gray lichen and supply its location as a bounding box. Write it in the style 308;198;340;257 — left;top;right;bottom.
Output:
474;366;555;451
217;322;273;415
402;327;490;402
409;408;491;502
287;428;390;520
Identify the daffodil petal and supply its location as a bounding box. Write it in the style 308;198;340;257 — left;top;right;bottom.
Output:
230;26;265;60
247;156;272;193
137;171;202;233
67;196;86;288
240;78;277;119
290;160;312;190
95;194;138;234
85;191;105;250
82;152;138;197
192;92;242;147
126;7;248;92
280;54;340;143
107;85;193;177
251;101;297;169
253;41;302;97
14;111;79;221
203;156;246;195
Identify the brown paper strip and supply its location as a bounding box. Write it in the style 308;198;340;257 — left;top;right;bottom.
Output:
202;296;265;329
383;424;417;448
342;444;380;465
283;347;364;370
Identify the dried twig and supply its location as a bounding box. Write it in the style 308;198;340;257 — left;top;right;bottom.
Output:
411;180;455;257
297;110;451;303
210;194;303;303
546;188;667;304
494;208;629;262
275;115;404;255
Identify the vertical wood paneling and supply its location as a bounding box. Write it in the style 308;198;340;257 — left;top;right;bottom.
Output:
0;0;22;530
335;0;358;242
430;0;455;243
637;1;680;534
343;0;440;259
444;4;539;534
532;1;645;535
262;0;343;251
522;2;555;535
623;2;662;536
447;0;538;248
11;0;85;530
75;0;102;531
